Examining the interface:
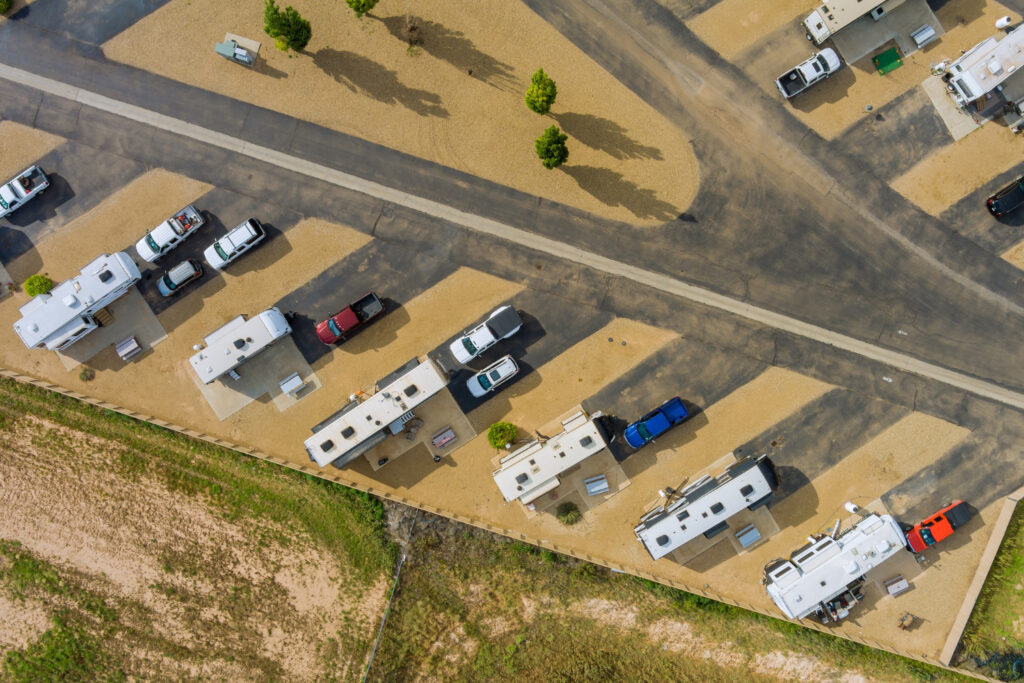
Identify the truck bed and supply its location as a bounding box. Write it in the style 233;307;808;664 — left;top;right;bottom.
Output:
352;292;384;322
776;70;806;98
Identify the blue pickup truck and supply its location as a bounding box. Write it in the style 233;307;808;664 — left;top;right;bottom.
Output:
624;397;690;449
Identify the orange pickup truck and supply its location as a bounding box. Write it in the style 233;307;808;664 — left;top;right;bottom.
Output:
904;500;972;553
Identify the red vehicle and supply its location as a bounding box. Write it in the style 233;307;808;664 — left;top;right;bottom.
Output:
315;292;384;345
904;500;972;553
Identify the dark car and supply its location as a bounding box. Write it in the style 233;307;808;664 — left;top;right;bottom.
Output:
986;175;1024;217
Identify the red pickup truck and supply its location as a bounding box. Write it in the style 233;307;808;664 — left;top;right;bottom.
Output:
315;292;385;344
904;500;972;553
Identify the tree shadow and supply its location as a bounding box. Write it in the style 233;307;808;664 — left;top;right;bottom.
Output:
311;48;449;118
377;15;518;92
554;112;663;160
561;165;678;222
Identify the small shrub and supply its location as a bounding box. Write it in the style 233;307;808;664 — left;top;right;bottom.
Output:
487;422;517;449
78;368;96;383
525;68;557;115
535;126;569;170
345;0;379;18
0;0;12;15
556;502;582;525
263;0;311;52
23;275;54;297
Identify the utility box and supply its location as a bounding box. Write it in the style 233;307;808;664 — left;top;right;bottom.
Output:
215;33;260;67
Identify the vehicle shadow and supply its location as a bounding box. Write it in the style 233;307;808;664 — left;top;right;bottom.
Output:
291;299;409;368
561;165;678;222
376;15;518;92
789;66;856;111
617;407;709;477
553;112;663;160
311;48;449;118
0;227;40;277
3;172;75;227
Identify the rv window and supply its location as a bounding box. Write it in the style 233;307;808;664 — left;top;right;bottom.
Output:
320;440;335;452
676;510;689;521
656;535;670;546
710;502;725;514
740;484;754;496
404;385;418;397
341;427;355;439
580;436;594;447
515;473;529;484
98;269;114;283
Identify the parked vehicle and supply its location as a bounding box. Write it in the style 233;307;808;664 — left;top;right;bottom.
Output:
135;205;205;262
775;49;842;100
624;397;691;449
0;165;49;219
157;259;203;297
467;355;519;397
203;218;266;270
986;174;1024;217
315;292;385;344
449;305;523;364
904;500;972;553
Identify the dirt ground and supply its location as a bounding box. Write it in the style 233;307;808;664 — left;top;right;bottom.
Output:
686;0;811;61
0;121;64;180
0;413;388;679
101;0;698;227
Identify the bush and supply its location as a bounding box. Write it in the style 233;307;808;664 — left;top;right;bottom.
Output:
525;68;557;115
263;0;311;52
345;0;379;17
23;275;54;297
78;368;95;383
487;422;517;449
535;126;569;170
0;0;12;15
556;502;582;525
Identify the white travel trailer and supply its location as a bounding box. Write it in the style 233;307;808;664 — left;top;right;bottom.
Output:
13;252;141;351
189;308;292;384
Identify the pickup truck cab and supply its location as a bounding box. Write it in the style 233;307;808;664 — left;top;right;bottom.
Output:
315;292;385;344
775;49;842;100
624;397;690;449
449;305;523;364
135;205;205;262
203;218;266;270
905;500;972;553
0;165;49;219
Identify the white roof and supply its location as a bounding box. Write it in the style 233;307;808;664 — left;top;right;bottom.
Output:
806;0;888;34
13;252;141;350
765;513;906;619
493;410;608;504
947;25;1024;104
188;308;292;383
634;454;776;560
305;358;448;467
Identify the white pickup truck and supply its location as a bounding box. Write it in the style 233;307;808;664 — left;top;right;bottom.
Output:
203;218;266;270
775;49;842;100
135;204;205;262
0;165;49;219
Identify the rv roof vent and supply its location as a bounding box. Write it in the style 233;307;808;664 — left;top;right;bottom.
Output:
98;269;114;283
515;473;529;484
989;59;1004;75
404;384;418;397
234;339;245;349
656;535;670;546
320;440;335;452
341;427;356;439
579;435;594;447
62;295;78;307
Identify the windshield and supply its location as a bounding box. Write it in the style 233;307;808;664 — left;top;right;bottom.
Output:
327;318;343;338
0;195;8;210
461;338;478;356
919;527;935;547
816;55;828;71
145;234;161;253
161;273;177;291
477;373;492;391
214;242;230;261
636;422;653;441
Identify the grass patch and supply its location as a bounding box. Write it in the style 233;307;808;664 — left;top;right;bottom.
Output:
3;612;117;682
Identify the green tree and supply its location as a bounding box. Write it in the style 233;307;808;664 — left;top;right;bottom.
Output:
264;0;312;52
23;275;54;297
345;0;379;18
535;126;569;170
0;0;13;15
487;422;517;450
556;502;582;525
525;68;557;115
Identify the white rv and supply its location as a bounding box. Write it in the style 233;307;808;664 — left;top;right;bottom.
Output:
943;25;1024;107
189;308;292;384
13;252;141;351
492;410;612;504
803;0;898;44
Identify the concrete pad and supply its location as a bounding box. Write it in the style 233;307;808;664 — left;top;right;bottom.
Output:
6;169;212;283
830;0;943;64
920;74;983;141
686;0;809;61
0;262;14;302
191;337;313;421
0;120;64;180
55;289;167;370
890;121;1024;215
363;388;476;469
525;450;631;516
269;370;322;412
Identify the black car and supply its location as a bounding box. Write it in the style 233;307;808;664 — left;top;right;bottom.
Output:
986;174;1024;217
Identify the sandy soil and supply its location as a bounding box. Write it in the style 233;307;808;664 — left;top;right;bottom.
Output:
0;414;388;679
0;121;64;181
1000;238;1024;270
687;0;811;61
101;0;698;227
892;118;1024;215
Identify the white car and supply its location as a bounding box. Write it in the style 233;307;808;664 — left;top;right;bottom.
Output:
449;305;523;364
467;355;519;397
203;218;266;270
